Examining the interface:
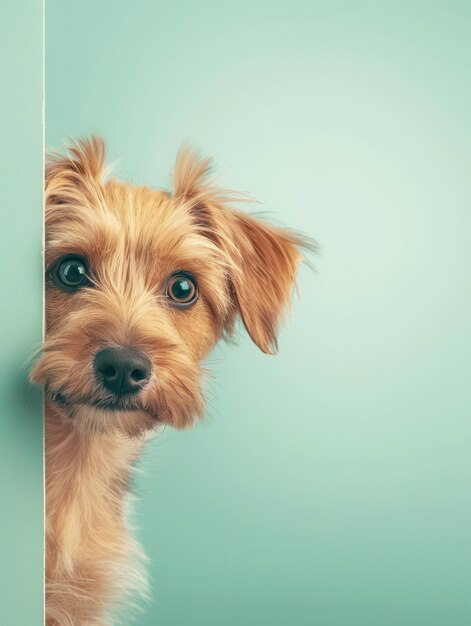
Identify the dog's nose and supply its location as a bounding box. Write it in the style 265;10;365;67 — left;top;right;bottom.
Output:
93;347;152;396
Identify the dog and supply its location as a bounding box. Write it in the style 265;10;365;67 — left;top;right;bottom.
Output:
31;137;311;625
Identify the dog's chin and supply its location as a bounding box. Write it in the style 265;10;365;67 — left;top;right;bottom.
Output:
71;404;157;437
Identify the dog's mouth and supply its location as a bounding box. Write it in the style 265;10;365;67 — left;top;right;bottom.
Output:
48;387;156;415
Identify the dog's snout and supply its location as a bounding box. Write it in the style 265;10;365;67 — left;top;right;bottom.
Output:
94;347;152;396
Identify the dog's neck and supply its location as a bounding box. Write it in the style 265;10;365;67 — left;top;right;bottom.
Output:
45;401;144;569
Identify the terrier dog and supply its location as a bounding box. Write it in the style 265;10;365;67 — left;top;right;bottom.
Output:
31;137;310;625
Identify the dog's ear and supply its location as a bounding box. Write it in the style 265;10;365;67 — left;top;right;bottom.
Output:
173;147;310;354
216;209;304;354
45;136;107;209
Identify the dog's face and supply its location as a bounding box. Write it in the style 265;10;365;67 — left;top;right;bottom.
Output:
31;138;305;437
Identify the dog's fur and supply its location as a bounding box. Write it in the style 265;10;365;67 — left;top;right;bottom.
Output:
31;137;309;625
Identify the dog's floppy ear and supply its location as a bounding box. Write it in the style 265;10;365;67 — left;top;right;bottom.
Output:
173;147;311;354
217;208;304;354
45;136;107;208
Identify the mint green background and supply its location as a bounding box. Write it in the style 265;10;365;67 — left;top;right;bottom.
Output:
0;1;44;624
46;2;471;625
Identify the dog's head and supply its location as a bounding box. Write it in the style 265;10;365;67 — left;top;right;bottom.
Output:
31;137;309;436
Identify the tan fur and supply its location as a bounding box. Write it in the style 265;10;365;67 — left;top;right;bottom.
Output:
30;137;311;625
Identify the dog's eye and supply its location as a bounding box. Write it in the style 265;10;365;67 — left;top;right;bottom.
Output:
166;273;198;306
52;256;90;291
